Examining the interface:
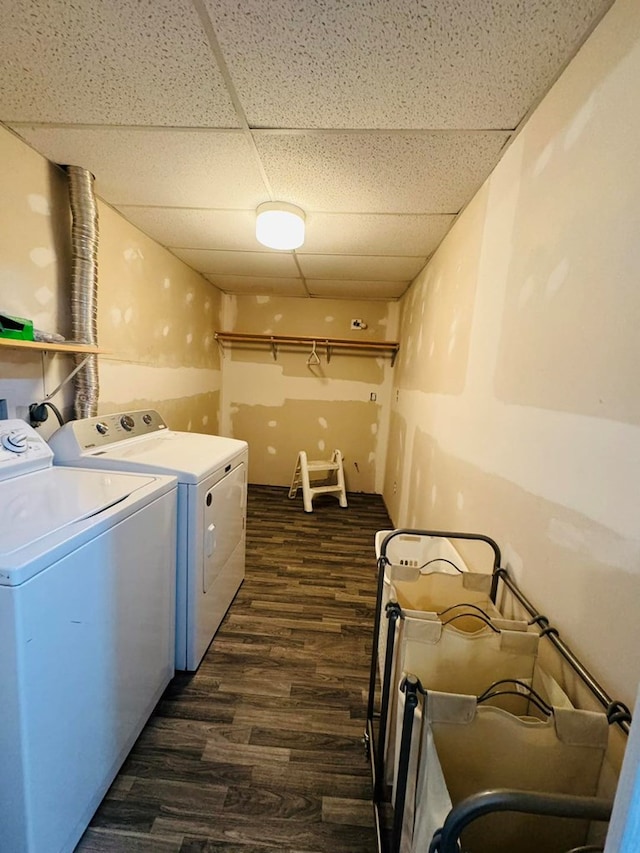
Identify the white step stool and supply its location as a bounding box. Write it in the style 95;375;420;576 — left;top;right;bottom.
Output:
288;449;348;513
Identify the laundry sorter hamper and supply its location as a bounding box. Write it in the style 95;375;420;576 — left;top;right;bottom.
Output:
368;530;510;787
386;615;572;798
397;686;610;853
366;530;630;853
372;529;505;685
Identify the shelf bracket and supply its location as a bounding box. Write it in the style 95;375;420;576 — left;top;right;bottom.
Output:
270;337;278;361
42;353;92;402
325;340;332;363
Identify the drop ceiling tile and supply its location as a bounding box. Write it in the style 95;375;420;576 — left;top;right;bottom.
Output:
307;280;409;300
297;254;426;282
173;249;298;277
205;275;308;297
205;0;610;129
300;213;454;256
254;132;510;214
0;0;239;127
12;128;267;208
116;207;259;252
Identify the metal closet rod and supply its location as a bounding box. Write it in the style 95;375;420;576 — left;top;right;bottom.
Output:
214;331;400;361
495;567;632;733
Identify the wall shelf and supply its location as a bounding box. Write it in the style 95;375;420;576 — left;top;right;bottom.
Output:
0;338;104;355
214;331;400;366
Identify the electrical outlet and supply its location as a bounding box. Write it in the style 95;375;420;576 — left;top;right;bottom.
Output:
370;392;377;402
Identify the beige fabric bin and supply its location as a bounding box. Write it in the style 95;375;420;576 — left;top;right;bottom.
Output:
401;690;609;853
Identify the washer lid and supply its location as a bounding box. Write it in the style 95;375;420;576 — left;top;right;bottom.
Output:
0;466;157;557
74;431;247;483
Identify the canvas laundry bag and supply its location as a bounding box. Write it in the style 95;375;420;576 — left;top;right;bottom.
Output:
386;619;547;792
404;691;609;853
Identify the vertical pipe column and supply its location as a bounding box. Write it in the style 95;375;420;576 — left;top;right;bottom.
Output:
67;165;99;418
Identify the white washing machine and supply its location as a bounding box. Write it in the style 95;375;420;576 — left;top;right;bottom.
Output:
0;419;177;853
49;410;248;671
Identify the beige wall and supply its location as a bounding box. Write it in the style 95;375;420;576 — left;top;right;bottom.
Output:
219;294;398;491
386;0;640;708
0;125;223;438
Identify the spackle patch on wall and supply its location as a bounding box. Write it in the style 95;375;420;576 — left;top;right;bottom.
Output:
124;247;143;262
318;417;328;429
563;95;595;151
27;194;50;215
34;286;53;306
267;446;276;454
268;420;277;427
124;307;133;324
518;275;536;308
30;247;54;267
533;142;554;177
186;333;193;344
163;278;171;290
546;258;570;298
110;307;122;326
318;439;325;451
256;296;270;304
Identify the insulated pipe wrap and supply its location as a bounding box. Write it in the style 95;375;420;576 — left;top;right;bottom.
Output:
67;165;99;419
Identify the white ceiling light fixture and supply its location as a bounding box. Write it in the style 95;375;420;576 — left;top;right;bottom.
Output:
256;201;305;250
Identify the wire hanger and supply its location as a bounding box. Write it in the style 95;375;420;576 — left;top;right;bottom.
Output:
438;603;494;620
441;611;500;633
306;339;321;365
477;678;553;717
417;557;464;573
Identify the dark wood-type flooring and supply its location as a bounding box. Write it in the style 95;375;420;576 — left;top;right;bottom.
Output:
76;485;392;853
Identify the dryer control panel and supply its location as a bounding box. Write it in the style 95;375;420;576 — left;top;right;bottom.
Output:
49;409;168;454
0;419;53;481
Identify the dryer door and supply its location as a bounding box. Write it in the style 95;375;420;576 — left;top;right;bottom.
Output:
202;462;246;593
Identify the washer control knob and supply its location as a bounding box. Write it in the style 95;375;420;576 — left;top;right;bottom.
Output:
1;430;28;453
120;415;135;432
142;414;152;425
96;422;109;435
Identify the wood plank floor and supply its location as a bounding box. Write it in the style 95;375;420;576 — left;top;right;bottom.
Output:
76;485;392;853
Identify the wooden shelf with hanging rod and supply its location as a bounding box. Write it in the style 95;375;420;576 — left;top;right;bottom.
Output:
214;331;400;366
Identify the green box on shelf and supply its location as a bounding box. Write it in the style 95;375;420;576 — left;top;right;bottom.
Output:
0;313;34;341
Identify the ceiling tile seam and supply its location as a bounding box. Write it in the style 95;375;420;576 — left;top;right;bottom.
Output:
206;274;303;281
307;294;399;302
249;127;516;136
292;255;311;297
6;121;514;140
171;248;429;259
189;0;276;203
116;204;459;217
6;122;244;133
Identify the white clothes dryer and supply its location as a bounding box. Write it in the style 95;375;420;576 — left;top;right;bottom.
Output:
49;410;248;671
0;419;177;853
